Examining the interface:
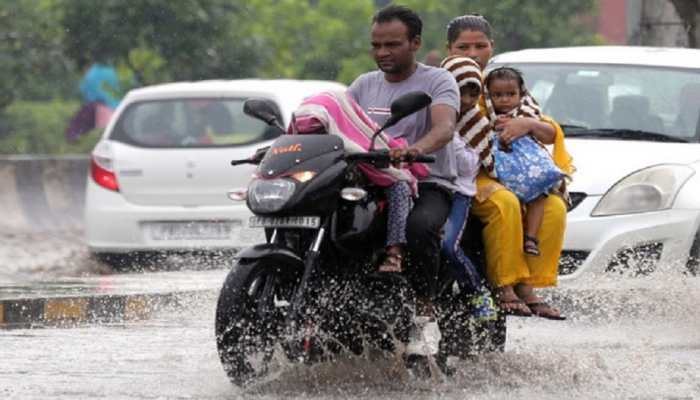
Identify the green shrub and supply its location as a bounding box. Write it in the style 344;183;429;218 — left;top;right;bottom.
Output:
0;100;102;155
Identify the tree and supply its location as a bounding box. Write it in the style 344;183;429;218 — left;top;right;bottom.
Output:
56;0;377;86
0;0;74;110
242;0;376;83
5;0;603;105
669;0;700;47
57;0;262;85
402;0;601;61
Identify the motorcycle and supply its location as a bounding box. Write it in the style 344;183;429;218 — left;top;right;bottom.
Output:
215;92;506;387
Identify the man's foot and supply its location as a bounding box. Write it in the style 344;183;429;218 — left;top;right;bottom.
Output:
406;316;441;356
468;290;498;321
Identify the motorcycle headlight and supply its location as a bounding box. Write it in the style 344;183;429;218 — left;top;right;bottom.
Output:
247;178;296;213
592;164;695;217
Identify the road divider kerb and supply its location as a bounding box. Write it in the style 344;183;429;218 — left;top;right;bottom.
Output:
0;156;89;233
0;289;212;329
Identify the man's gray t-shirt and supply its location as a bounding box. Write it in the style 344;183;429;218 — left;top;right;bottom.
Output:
348;63;460;189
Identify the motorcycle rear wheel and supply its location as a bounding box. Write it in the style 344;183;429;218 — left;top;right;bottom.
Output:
215;259;294;387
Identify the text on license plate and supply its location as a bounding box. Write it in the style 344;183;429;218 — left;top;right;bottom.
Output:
249;216;320;229
147;221;239;241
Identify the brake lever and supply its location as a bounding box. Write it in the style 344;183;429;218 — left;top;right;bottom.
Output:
231;146;270;166
230;159;258;166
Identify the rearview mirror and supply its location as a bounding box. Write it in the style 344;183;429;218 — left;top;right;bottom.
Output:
384;91;432;130
369;91;432;150
243;98;285;132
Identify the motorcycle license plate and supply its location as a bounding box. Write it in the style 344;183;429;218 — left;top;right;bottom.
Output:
249;216;320;229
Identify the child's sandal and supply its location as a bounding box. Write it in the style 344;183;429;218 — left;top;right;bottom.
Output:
378;252;403;273
524;235;541;256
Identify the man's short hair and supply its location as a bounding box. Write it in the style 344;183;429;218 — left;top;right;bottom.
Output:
372;4;422;40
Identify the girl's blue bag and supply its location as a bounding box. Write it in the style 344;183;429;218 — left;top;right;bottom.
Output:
492;135;565;203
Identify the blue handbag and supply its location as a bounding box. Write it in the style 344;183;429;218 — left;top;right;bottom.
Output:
492;134;565;203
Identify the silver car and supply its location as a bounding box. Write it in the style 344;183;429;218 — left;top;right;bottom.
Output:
84;79;346;267
490;46;700;282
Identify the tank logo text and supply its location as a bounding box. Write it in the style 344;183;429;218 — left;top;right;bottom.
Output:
272;143;302;155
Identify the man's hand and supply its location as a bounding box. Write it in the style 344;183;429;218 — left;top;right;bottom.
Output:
389;146;423;167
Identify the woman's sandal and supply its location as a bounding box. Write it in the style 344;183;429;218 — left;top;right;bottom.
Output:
497;297;532;317
378;252;403;273
524;235;541;256
526;302;566;320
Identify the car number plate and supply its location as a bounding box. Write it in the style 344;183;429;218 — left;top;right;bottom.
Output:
249;216;320;229
148;221;238;241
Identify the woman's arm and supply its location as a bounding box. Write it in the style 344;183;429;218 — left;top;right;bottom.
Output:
495;116;556;145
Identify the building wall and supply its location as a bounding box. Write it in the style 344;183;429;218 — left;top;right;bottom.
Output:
599;0;628;44
598;0;687;46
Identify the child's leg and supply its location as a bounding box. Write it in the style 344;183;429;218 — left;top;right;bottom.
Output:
524;196;546;255
525;196;546;238
441;193;485;293
442;194;497;320
381;181;412;272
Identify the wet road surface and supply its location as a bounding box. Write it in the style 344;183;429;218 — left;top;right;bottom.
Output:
2;277;699;400
1;230;699;399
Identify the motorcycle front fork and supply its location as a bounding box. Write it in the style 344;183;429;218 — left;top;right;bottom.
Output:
271;227;326;360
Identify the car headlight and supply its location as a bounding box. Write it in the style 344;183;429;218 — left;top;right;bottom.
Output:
247;178;296;213
592;164;695;217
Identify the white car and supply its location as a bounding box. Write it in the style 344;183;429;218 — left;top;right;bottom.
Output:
490;46;700;282
85;79;346;266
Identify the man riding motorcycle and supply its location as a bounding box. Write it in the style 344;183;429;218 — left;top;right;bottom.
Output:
348;4;461;356
214;6;507;387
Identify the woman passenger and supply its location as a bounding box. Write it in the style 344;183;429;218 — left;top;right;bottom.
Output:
445;14;574;319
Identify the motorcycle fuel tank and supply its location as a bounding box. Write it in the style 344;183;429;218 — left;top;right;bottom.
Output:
257;134;344;178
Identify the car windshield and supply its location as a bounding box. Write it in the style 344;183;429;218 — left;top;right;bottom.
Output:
506;63;700;143
110;98;282;148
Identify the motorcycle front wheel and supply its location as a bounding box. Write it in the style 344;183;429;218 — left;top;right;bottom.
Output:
215;259;295;387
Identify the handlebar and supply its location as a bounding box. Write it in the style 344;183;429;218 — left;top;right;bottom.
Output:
232;148;435;167
345;150;435;164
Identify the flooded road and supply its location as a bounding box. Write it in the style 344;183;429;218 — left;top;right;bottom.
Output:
1;230;699;399
0;231;97;281
2;277;699;399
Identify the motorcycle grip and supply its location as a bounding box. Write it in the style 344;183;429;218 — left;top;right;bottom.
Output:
409;154;435;163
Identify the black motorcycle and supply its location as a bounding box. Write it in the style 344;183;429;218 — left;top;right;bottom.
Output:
215;92;506;387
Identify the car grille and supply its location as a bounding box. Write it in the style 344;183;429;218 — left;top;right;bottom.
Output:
558;250;590;275
567;192;586;212
606;242;663;276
